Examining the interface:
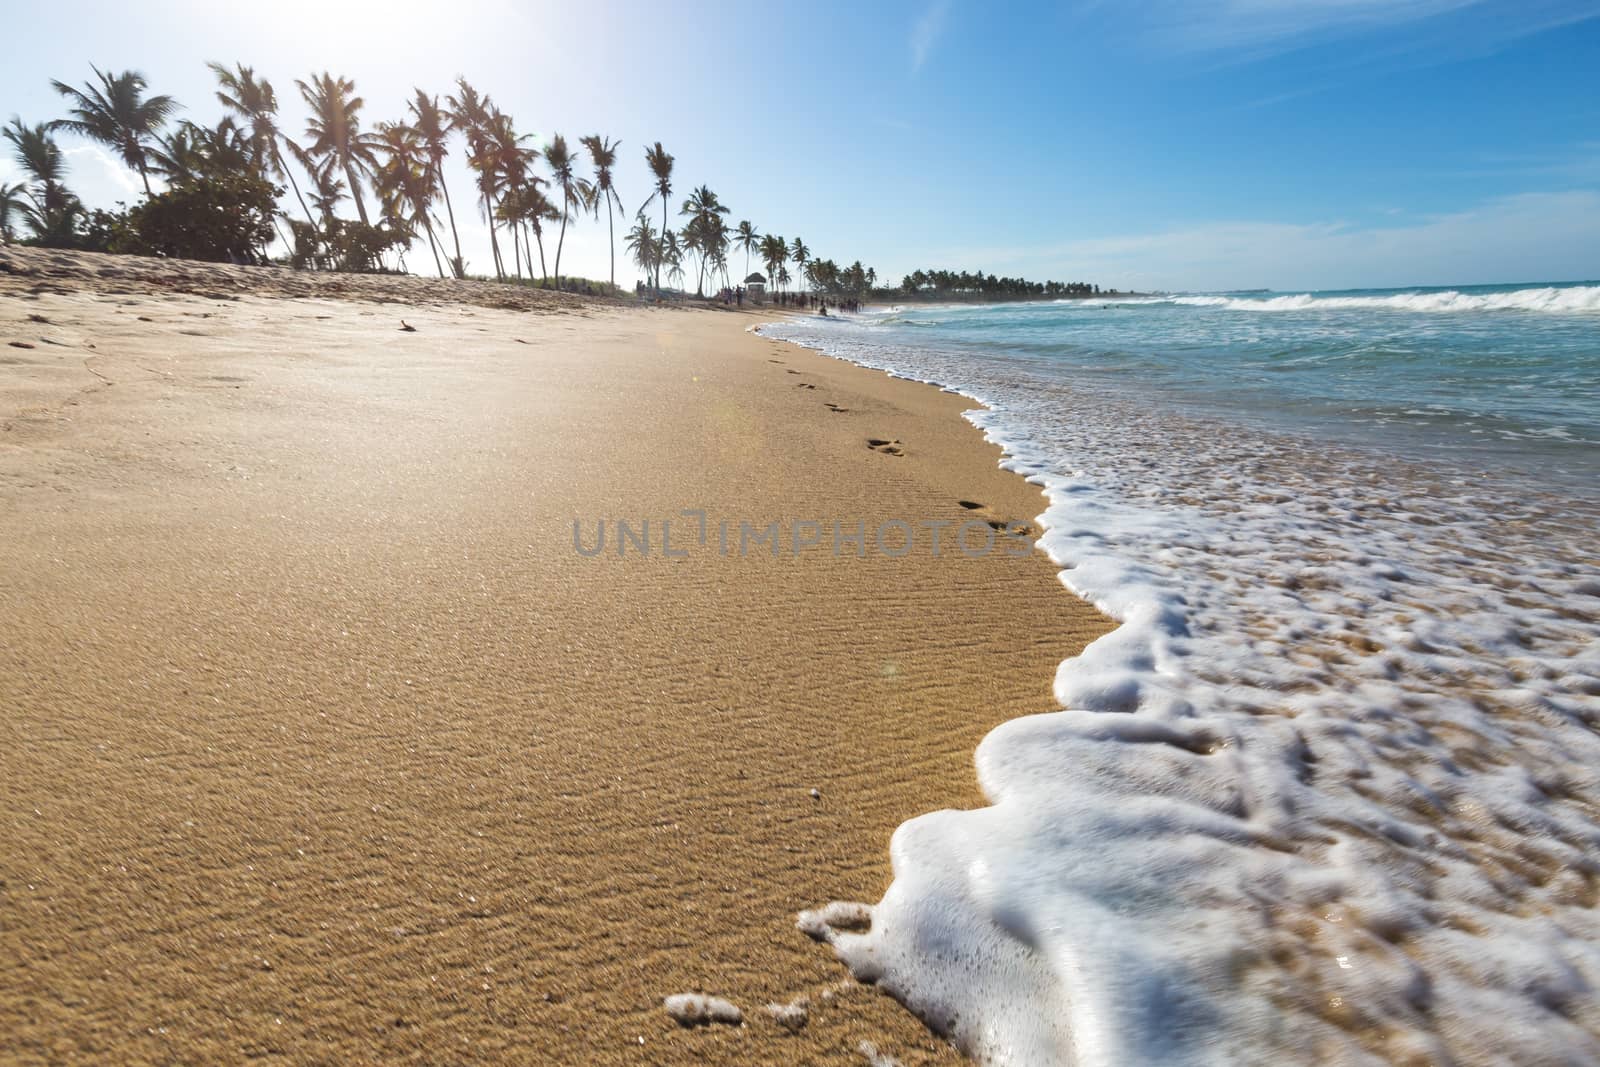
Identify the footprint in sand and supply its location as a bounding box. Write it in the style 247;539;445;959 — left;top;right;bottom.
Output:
825;403;849;413
866;438;904;456
797;382;817;390
958;499;1034;535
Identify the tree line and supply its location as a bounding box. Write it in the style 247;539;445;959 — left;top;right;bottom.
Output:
0;63;875;297
899;269;1113;299
2;64;1107;305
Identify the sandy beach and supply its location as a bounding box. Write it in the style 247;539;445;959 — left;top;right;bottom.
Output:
0;249;1107;1064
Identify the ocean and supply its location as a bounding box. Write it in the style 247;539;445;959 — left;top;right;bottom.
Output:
763;284;1600;1064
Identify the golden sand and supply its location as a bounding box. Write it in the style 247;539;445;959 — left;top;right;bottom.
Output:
0;249;1107;1064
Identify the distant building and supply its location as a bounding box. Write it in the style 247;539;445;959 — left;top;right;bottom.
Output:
744;272;766;302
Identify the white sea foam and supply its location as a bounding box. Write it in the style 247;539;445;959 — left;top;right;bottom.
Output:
761;316;1600;1064
1166;285;1600;314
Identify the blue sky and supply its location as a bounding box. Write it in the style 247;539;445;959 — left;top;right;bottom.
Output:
4;0;1599;290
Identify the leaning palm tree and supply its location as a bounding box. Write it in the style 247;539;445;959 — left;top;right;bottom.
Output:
579;134;623;288
49;66;178;196
410;90;465;276
208;62;316;229
639;141;674;292
296;72;380;225
734;220;761;278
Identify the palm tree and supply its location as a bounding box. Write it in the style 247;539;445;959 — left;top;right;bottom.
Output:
208;63;316;231
789;238;809;295
760;234;788;294
625;213;659;286
734;220;761;278
148;117;250;183
0;182;26;243
580;134;623;288
640;141;674;292
375;121;445;277
478;108;536;282
678;185;729;296
3;119;80;240
49;66;178;196
515;184;561;285
410;90;464;276
661;229;685;289
544;134;591;289
449;80;509;280
296;72;380;225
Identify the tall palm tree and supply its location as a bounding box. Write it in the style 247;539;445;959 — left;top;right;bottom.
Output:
410;90;464;277
208;62;316;229
49;66;178;196
639;141;674;292
544;134;592;289
449;80;509;280
477;108;536;282
296;72;379;225
734;220;761;278
580;134;623;288
789;238;809;295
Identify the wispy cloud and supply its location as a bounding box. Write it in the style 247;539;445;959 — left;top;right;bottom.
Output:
911;0;952;72
1088;0;1600;64
916;190;1600;291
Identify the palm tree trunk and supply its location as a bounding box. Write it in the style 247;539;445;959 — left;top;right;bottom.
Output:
659;197;668;292
139;163;152;197
435;162;464;277
482;192;504;281
421;210;445;278
276;143;318;228
510;218;523;282
607;193;616;288
534;227;548;286
344;162;370;224
554;194;569;289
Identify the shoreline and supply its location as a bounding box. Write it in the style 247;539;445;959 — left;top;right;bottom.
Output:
0;248;1108;1064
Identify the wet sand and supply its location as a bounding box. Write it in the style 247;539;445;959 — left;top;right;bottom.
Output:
0;248;1107;1064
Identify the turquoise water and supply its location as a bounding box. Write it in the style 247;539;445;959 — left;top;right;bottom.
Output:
857;281;1600;489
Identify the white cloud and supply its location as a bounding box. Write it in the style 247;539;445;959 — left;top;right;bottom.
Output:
63;145;142;198
911;0;952;72
917;189;1600;291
